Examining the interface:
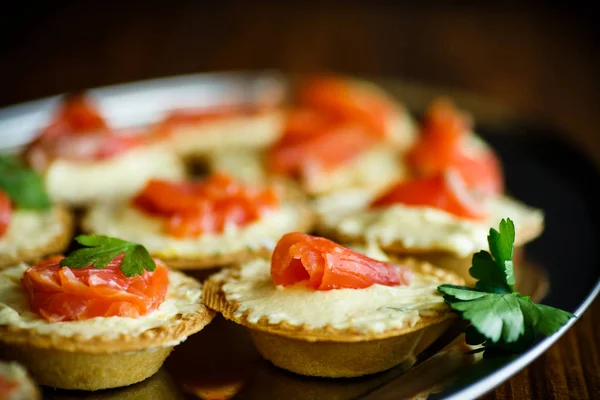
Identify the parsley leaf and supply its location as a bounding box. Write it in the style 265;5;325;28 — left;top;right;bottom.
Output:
438;218;575;357
0;156;51;209
60;234;156;277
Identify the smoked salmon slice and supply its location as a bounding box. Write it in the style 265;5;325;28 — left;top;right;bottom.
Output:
0;189;11;237
266;122;378;177
133;174;280;238
271;232;412;290
298;76;396;137
21;255;169;322
408;98;503;196
370;171;487;220
26;94;144;170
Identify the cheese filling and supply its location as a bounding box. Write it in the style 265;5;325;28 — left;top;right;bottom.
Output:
45;145;185;206
0;265;203;339
218;259;449;334
0;208;66;256
315;191;544;257
84;203;305;258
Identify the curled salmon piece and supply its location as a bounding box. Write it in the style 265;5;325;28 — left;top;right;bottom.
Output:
298;76;396;137
133;174;280;238
408;98;503;196
25;93;144;170
0;189;11;237
21;255;169;322
370;171;487;220
271;232;411;290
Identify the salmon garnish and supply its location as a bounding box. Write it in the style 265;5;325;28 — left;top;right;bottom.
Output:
0;189;11;237
298;76;396;137
370;171;487;220
271;232;411;290
133;174;280;238
408;98;503;196
21;255;169;322
25;94;144;170
266;122;377;179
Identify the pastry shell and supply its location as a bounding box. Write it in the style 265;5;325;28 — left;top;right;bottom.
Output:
203;260;463;378
0;269;215;390
0;205;74;268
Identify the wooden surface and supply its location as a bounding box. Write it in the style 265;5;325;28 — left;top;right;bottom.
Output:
1;3;598;399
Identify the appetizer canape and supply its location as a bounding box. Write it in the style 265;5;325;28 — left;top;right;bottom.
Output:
0;235;214;390
203;232;463;378
25;93;185;206
0;361;40;400
206;75;416;195
0;156;73;268
155;104;284;157
83;173;314;269
314;99;544;281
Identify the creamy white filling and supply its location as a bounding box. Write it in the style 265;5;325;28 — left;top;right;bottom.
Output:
0;208;66;257
0;265;203;339
166;111;283;155
83;203;305;258
218;259;449;334
315;190;544;257
45;145;185;206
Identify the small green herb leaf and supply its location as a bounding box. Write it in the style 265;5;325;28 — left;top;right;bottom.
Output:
0;156;51;209
60;234;156;277
438;218;575;358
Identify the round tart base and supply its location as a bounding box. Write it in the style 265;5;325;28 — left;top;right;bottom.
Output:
0;343;172;391
203;260;463;378
248;317;455;378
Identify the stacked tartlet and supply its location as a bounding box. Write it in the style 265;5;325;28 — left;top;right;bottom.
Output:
0;73;548;391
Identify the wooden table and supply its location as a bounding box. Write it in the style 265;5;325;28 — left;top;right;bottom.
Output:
1;3;598;399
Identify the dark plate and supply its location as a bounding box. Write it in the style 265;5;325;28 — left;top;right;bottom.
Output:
1;72;598;399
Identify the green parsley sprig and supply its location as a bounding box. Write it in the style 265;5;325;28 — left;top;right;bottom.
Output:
438;218;574;358
0;155;51;209
60;235;156;277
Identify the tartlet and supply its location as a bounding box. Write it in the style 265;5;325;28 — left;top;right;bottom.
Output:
0;360;40;400
203;239;463;378
82;176;315;269
0;263;215;390
313;186;543;281
25;93;186;207
0;205;73;268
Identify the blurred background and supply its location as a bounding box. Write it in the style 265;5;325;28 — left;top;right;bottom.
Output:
0;1;598;162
